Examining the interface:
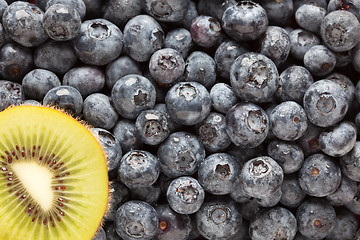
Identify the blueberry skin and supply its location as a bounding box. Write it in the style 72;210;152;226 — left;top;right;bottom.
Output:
340;141;360;181
22;69;61;101
134;109;170;146
198;153;240;195
142;0;190;22
293;0;328;11
63;66;105;97
0;88;11;111
195;112;231;152
112;119;143;153
0;80;24;105
225;102;269;148
256;187;282;208
190;15;222;48
321;10;360;52
229;181;251;204
326;208;359;240
258;0;293;26
296;121;322;157
326;176;357;206
280;174;306;208
164;28;193;59
296;198;336;240
270;101;308;141
83;93;119;130
45;0;86;20
303;45;337;76
0;43;34;82
259;26;291;67
104;222;121;240
43;85;83;116
167;176;205;214
115;200;158;240
197;0;236;23
34;40;77;74
165;81;212;126
319;121;357;157
177;0;198;30
210;83;239;115
249;207;297;240
230;52;279;103
129;184;161;205
0;0;7;19
105;56;142;89
155;204;191;240
111;74;156;120
103;181;128;221
298;153;342;197
103;0;142;28
118;150;160;189
352;43;360;72
295;4;326;33
238;198;263;222
157;131;205;178
2;1;48;47
327;72;355;105
153;103;181;132
149;48;185;85
327;0;360;20
123;14;164;62
222;1;268;41
303;79;349;127
92;227;106;240
183;51;216;89
240;156;284;199
73;18;123;66
289;29;320;61
267;140;304;174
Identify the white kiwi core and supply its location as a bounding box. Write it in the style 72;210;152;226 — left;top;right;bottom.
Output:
12;162;54;211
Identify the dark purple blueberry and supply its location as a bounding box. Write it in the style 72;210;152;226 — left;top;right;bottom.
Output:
280;174;306;208
210;83;239;114
195;197;242;240
63;66;105;97
327;208;359;240
298;153;342;197
103;181;128;221
225;102;269;148
135;109;170;146
249;207;297;240
141;0;190;22
345;185;360;215
240;156;284;199
258;0;293;26
177;0;198;30
295;4;326;33
157;131;205;178
123;14;164;62
115;200;158;240
238;198;263;222
198;153;240;195
289;28;320;61
326;176;357;206
222;1;268;41
165;81;212;126
167;176;205;214
296;198;336;239
73;18;123;65
129;184;161;205
103;0;142;28
230;52;279;103
83;93;119;130
45;0;86;20
197;0;236;22
111;74;156;120
296;121;323;157
118;150;160;189
112;119;143;153
267;140;304;174
255;187;282;208
340;141;360;181
104;222;121;240
2;1;48;47
155;204;191;240
303;45;337;76
229;181;251;204
190;15;221;48
149;48;185;85
22;69;61;101
321;10;360;52
164;28;193;59
334;50;352;67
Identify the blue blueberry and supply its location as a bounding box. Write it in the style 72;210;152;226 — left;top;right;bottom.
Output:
327;208;359;240
296;121;322;157
141;0;190;22
255;186;282;208
303;45;337;76
295;4;326;33
129;184;161;205
340;141;360;181
190;15;222;48
289;28;320;61
103;181;128;221
112;119;143;153
280;174;306;208
209;83;239;115
258;0;293;26
45;0;86;20
103;0;142;28
0;80;24;105
164;28;193;59
326;176;357;206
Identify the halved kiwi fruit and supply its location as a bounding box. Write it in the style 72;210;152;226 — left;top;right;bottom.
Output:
0;105;109;240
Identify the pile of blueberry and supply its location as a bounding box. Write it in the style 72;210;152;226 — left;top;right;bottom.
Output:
3;0;360;239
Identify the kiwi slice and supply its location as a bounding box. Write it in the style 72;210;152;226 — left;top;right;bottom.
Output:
0;105;108;240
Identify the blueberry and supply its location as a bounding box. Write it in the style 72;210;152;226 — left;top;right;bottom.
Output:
45;0;86;20
195;112;231;152
111;74;156;120
293;0;328;11
230;52;279;103
103;181;128;221
249;207;297;240
238;198;263;222
22;69;61;101
340;141;360;181
267;140;304;174
123;14;164;62
118;150;160;189
327;72;355;105
103;0;142;28
177;0;198;30
353;43;360;72
198;153;240;195
326;208;359;240
92;227;106;240
183;51;216;89
297;198;337;239
197;0;235;23
295;4;326;33
2;1;48;47
0;80;24;105
190;15;222;48
258;0;293;26
115;200;158;240
298;153;342;197
225;102;269;148
229;181;251;204
280;174;306;208
0;88;11;111
165;81;212;125
73;18;123;65
134;109;170;146
155;204;191;240
166;176;205;214
164;28;193;59
326;176;357;206
303;45;337;76
240;156;284;199
222;1;268;41
153;103;181;132
334;50;352;67
157;131;205;178
289;28;320;61
129;184;161;205
43;85;83;116
104;222;121;240
195;197;242;240
209;83;239;114
141;0;190;22
112;119;143;153
149;48;185;85
255;187;282;208
327;0;360;20
296;121;322;157
321;10;360;52
0;0;7;19
42;3;81;41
